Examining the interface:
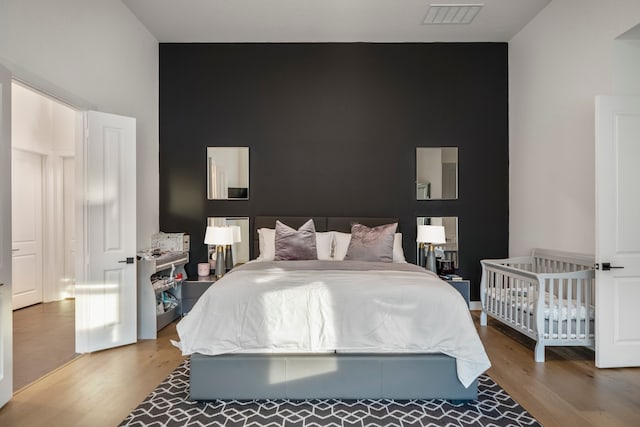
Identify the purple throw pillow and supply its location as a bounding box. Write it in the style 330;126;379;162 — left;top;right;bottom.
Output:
344;222;398;262
274;219;318;261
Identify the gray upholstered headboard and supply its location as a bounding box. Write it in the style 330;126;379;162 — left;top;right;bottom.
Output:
252;216;399;259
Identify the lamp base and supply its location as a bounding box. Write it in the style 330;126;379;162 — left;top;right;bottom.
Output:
225;244;234;271
426;245;437;273
215;246;225;279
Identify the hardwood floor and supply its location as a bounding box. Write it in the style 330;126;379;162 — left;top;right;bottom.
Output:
476;312;640;427
0;323;186;427
0;313;638;426
13;300;77;391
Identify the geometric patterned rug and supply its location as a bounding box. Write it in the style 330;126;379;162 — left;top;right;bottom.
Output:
119;360;541;427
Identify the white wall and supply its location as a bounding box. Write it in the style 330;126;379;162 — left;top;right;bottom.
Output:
0;0;159;249
508;0;640;256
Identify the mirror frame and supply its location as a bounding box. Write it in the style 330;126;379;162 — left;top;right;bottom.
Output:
207;147;249;200
207;216;250;266
416;147;458;200
416;216;459;271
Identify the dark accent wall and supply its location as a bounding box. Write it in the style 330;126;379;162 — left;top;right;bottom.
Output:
159;43;509;300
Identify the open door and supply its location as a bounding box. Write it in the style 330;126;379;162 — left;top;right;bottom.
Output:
595;96;640;367
75;111;137;353
0;65;13;407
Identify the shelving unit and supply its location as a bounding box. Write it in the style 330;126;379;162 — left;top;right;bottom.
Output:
137;251;188;339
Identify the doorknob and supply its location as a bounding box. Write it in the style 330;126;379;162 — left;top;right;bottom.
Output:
595;262;624;271
118;257;135;264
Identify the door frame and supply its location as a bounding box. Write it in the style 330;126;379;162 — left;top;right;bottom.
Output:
10;82;79;305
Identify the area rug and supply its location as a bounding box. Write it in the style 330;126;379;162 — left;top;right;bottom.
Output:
120;360;541;426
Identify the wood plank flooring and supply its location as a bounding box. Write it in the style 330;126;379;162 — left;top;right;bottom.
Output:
13;300;77;391
0;312;638;426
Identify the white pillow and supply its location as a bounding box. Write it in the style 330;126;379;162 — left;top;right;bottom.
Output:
257;228;276;261
333;231;406;262
333;232;352;261
315;232;334;261
257;228;334;261
392;233;407;263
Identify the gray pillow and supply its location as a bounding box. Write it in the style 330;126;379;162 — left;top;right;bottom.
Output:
344;222;398;262
274;219;318;261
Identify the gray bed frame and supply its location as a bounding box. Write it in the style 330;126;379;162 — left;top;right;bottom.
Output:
189;216;478;401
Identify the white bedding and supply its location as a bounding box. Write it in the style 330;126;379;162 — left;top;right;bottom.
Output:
174;260;491;388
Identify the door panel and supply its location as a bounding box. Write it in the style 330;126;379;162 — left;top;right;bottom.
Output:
0;64;13;408
75;111;136;353
11;149;43;309
595;96;640;367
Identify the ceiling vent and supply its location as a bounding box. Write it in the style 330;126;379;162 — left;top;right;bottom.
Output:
423;3;484;25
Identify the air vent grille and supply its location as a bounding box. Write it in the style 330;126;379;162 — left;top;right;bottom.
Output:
423;3;484;25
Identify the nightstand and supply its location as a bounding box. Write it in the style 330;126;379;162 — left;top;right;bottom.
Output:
182;276;216;314
445;279;470;308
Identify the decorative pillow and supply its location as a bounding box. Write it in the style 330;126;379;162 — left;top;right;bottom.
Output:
334;231;406;262
344;222;398;262
258;228;332;261
274;219;318;261
315;232;335;261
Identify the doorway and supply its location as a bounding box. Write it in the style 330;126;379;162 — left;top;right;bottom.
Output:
11;81;78;390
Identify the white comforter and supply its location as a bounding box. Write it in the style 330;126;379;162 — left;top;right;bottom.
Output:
174;261;491;388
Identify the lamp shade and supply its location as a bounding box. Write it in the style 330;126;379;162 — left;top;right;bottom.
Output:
204;226;234;245
416;225;446;244
230;225;242;243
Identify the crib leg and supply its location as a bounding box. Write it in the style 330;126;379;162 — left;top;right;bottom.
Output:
480;311;487;326
534;343;545;362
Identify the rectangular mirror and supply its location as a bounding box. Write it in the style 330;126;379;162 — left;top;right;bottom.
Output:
207;217;250;266
207;147;249;199
416;216;459;272
416;147;458;200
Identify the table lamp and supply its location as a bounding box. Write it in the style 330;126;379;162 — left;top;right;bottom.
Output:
204;226;234;278
417;225;446;273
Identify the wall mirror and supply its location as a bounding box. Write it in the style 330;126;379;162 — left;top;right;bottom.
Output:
207;217;250;266
207;147;249;199
416;147;458;200
416;216;459;270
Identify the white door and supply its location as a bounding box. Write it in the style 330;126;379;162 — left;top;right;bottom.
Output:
595;96;640;367
75;111;137;353
0;65;13;407
11;149;44;309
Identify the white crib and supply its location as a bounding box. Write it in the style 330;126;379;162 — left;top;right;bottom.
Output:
480;249;595;362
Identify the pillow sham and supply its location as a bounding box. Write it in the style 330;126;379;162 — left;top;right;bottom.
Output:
315;232;335;261
392;233;407;263
275;219;318;261
334;231;406;262
256;227;276;261
257;228;333;261
344;222;398;262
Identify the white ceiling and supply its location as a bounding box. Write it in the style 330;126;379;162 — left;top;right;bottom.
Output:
122;0;551;43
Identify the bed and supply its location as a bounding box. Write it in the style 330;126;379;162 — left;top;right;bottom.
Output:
480;248;595;362
174;216;491;401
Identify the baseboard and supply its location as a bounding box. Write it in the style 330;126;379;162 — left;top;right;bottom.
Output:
469;301;481;311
